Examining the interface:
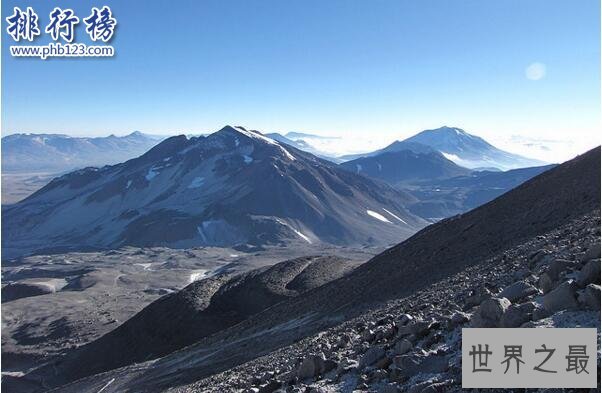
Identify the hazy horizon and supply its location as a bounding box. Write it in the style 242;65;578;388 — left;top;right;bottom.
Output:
2;124;597;163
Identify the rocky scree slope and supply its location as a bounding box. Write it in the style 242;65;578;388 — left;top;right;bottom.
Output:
48;147;600;392
182;212;600;393
2;126;426;259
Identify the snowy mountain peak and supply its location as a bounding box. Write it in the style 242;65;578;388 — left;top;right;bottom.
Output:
438;126;468;136
213;125;296;161
218;125;279;145
401;126;545;170
408;126;485;145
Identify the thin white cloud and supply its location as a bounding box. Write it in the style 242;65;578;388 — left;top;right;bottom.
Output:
490;134;596;164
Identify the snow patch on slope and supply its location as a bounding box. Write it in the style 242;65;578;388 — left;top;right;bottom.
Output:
440;152;461;162
366;210;391;223
189;269;209;283
196;220;244;245
188;177;205;189
145;167;159;181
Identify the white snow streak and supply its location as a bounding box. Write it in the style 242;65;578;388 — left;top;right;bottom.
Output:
97;378;116;393
197;225;207;242
366;210;391;223
382;208;408;224
274;217;313;243
292;228;312;244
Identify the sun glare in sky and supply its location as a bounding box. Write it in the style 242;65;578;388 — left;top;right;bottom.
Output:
525;62;547;81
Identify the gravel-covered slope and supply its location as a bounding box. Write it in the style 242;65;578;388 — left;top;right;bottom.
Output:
179;212;600;393
48;148;600;392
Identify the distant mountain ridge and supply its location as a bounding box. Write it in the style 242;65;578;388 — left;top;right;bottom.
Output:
1;132;164;173
265;133;341;163
2;126;427;259
281;131;350;159
336;129;552;221
284;132;340;141
407;164;557;220
339;148;553;221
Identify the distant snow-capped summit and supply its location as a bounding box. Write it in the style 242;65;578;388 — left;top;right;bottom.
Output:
401;126;546;170
2;125;427;259
340;126;546;170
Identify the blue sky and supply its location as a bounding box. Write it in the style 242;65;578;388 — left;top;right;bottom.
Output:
2;0;600;160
